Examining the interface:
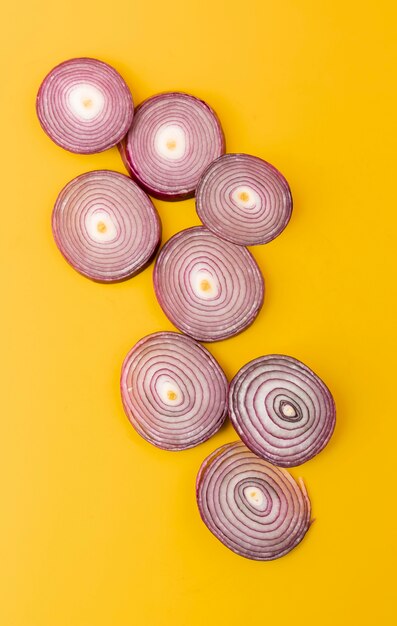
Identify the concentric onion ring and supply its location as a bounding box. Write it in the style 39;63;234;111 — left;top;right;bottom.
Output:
121;92;225;200
120;332;228;450
196;153;292;246
52;170;161;282
153;227;264;342
229;355;336;467
37;57;134;154
196;441;311;560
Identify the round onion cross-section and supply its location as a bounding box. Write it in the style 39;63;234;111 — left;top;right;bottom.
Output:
153;227;264;342
37;57;134;154
196;153;292;246
122;92;225;200
196;441;312;560
121;332;228;450
52;170;161;282
229;355;336;467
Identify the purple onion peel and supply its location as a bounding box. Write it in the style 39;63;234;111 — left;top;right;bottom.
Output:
52;170;161;282
37;57;134;154
196;441;311;560
196;153;292;246
121;92;225;200
120;332;228;450
229;355;336;467
153;226;264;342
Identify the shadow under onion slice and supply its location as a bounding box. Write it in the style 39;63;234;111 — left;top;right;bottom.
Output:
120;92;225;200
196;153;292;246
36;57;134;154
153;226;264;342
229;355;336;467
120;331;228;450
196;441;311;560
52;170;161;282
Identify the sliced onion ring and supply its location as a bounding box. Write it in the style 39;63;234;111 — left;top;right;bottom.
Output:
229;355;336;467
196;441;311;560
153;226;264;342
121;92;225;200
52;170;161;282
37;57;134;154
120;331;228;450
196;153;292;246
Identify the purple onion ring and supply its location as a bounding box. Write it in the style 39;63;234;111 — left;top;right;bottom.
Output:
196;441;311;560
153;226;264;342
229;355;336;467
37;57;134;154
120;332;228;450
52;170;161;282
121;92;225;200
196;153;292;246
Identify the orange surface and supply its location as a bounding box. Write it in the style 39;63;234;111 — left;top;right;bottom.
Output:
1;1;396;624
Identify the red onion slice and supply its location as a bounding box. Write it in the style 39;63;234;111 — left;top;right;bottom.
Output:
196;441;311;560
120;332;228;450
52;170;161;282
121;92;225;200
229;355;336;467
196;153;292;246
37;58;134;154
153;226;264;342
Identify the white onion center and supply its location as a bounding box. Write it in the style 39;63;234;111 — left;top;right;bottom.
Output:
191;269;219;300
281;403;297;418
154;124;186;160
85;209;118;243
155;376;182;406
243;485;266;509
231;185;262;210
68;84;105;120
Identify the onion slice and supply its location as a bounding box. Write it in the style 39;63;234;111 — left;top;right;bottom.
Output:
120;331;228;450
229;355;336;467
121;92;225;200
37;57;134;154
196;153;292;246
153;226;264;342
52;170;161;282
196;441;311;560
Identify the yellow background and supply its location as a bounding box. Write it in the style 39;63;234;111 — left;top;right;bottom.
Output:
1;1;396;624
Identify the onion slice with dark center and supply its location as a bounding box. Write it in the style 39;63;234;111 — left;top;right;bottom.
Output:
120;331;228;450
229;355;336;467
153;226;264;342
196;441;311;560
36;57;134;154
52;170;161;282
196;153;292;246
121;92;225;200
